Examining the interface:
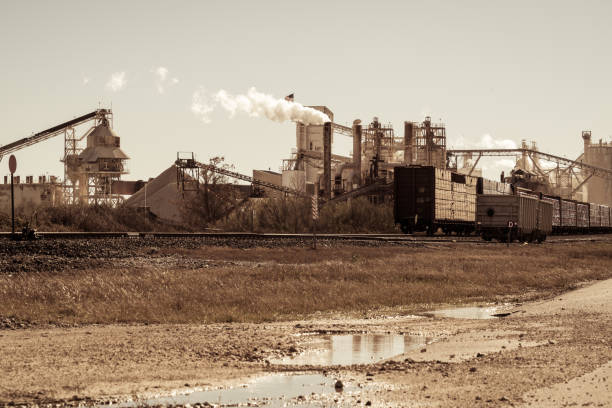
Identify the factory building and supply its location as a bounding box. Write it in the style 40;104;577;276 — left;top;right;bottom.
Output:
0;175;62;215
582;131;612;206
63;116;129;205
252;170;282;198
292;106;334;193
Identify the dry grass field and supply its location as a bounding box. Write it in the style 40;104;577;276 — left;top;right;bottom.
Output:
2;242;611;326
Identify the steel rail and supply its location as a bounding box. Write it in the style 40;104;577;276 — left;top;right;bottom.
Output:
1;231;610;243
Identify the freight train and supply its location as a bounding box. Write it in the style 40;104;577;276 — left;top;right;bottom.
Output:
394;166;612;242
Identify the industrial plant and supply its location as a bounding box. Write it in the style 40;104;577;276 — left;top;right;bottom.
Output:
1;104;612;226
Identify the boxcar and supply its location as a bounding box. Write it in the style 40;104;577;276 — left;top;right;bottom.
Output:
477;194;553;242
542;195;561;233
589;203;601;231
577;202;590;233
559;199;577;233
601;205;611;232
394;166;477;235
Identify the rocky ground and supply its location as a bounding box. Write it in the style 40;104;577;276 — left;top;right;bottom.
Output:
1;237;611;407
0;236;427;274
0;278;610;407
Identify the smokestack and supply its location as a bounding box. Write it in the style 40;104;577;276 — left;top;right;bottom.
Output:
352;120;362;187
582;131;592;161
404;121;413;165
323;122;332;199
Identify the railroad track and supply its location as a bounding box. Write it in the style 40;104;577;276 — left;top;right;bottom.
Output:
0;231;610;244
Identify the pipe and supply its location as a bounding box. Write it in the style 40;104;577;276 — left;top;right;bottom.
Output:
404;121;413;165
352;120;362;186
323;122;332;200
335;162;354;178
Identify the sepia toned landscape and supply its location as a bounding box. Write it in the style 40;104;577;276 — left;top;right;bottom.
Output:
1;238;612;407
2;1;612;407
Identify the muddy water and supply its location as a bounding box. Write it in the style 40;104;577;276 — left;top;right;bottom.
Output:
428;306;504;319
103;334;426;406
274;334;428;366
104;373;354;407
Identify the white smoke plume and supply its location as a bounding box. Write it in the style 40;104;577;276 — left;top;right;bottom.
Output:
106;72;127;92
191;87;330;125
153;66;179;94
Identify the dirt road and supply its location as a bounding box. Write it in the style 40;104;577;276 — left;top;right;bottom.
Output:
1;277;610;407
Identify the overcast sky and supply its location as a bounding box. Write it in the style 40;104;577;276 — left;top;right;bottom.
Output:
1;0;611;181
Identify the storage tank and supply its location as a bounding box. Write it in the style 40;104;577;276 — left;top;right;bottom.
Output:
582;131;612;206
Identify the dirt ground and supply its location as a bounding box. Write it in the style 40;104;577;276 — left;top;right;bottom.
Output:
1;276;611;407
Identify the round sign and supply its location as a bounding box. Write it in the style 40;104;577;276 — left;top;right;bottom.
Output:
8;155;17;174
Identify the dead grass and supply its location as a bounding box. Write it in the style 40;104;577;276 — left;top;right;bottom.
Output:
0;204;179;232
1;243;611;325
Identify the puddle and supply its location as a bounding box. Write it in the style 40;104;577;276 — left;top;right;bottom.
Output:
273;334;428;366
427;306;507;319
102;373;354;407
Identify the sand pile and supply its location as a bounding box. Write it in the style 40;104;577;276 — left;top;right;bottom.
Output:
126;165;189;223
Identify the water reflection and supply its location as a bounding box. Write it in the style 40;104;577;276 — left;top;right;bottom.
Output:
276;334;427;366
100;373;351;408
429;306;501;319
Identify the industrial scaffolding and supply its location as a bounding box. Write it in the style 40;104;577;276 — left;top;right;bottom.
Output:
0;108;129;206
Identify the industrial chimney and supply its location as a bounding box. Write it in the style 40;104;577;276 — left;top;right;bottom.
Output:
582;131;592;162
404;121;413;165
352;120;362;187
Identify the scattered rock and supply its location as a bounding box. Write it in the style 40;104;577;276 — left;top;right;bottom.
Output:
334;380;344;390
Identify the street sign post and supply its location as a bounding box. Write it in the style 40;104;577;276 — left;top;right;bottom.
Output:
311;191;318;250
506;221;514;247
8;155;17;239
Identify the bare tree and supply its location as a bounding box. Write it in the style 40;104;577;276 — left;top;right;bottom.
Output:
181;157;248;228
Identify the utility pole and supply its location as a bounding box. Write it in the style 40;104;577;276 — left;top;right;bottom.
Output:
144;182;147;226
8;155;17;240
312;190;318;250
